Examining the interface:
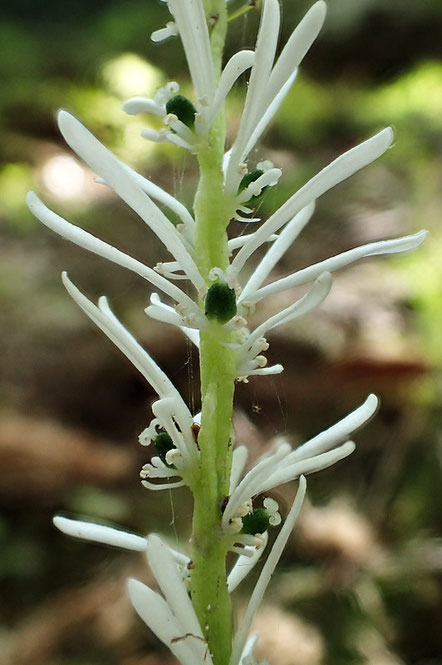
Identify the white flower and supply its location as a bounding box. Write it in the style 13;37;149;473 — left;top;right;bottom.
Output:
222;394;379;532
230;477;307;665
52;493;307;665
235;270;333;380
225;0;327;195
58;272;200;489
127;0;255;147
128;534;214;665
227;129;427;287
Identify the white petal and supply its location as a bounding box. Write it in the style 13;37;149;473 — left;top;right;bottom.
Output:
226;0;281;193
167;0;215;101
142;478;185;490
141;462;182;479
151;21;179;43
266;2;326;105
263;441;356;491
146;534;205;639
243;70;297;160
288;394;379;462
203;50;255;131
240;635;259;665
230;476;307;665
127;579;198;665
62;274;188;406
241;2;327;159
230;446;249;494
243;364;284;377
228;232;278;252
243;272;332;353
121;164;195;235
162;131;196;152
230;128;395;275
141;128;167;143
53;516;147;551
146;303;189;326
148;293;201;345
57;111;204;292
252;230;428;301
26;191;197;311
240;203;315;299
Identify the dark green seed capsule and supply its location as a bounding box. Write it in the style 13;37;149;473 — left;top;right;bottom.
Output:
241;508;270;535
165;94;196;129
153;431;175;468
205;282;237;324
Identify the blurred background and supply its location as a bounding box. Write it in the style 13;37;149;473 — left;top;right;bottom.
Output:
0;0;441;664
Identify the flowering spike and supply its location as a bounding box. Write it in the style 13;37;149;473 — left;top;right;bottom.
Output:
28;1;428;662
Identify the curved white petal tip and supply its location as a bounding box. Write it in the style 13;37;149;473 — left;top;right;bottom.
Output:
312;1;327;23
53;516;147;551
57;108;75;134
25;190;38;210
380;126;394;148
127;577;144;600
364;393;380;418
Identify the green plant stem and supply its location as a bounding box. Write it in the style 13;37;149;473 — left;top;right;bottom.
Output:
192;148;236;665
190;4;236;665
